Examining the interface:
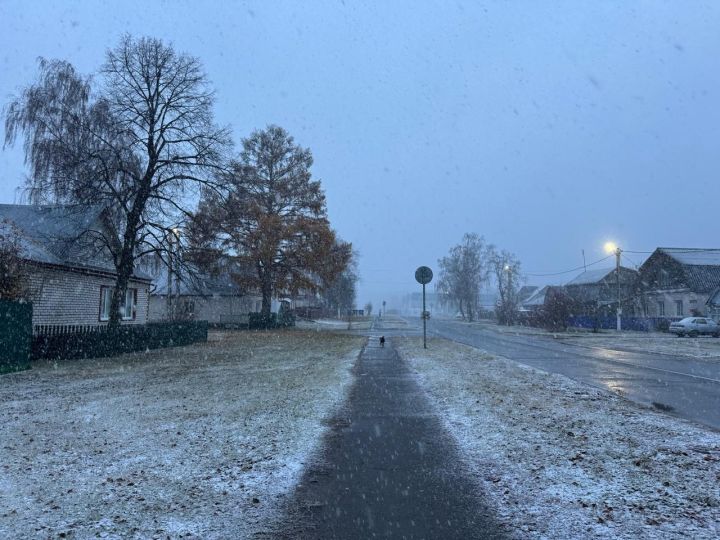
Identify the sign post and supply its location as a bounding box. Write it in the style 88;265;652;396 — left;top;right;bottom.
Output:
414;266;433;349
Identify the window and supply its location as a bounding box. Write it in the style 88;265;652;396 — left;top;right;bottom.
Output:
99;287;137;321
123;288;137;320
676;300;683;317
657;301;665;316
99;287;112;321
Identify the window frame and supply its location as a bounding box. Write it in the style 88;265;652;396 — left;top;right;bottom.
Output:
99;286;112;322
122;288;137;321
99;286;137;322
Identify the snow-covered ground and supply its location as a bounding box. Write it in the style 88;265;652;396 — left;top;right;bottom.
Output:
296;317;374;332
0;330;362;539
396;336;720;539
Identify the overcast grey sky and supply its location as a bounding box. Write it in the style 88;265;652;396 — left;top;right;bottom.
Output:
2;1;719;307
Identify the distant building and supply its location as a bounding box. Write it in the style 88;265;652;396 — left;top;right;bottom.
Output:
638;248;720;318
142;255;266;326
564;266;639;316
516;285;538;305
520;285;549;312
0;204;151;330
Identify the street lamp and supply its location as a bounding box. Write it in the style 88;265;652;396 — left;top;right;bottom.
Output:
604;241;622;331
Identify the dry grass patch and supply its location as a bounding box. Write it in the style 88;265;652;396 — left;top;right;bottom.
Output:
0;330;363;539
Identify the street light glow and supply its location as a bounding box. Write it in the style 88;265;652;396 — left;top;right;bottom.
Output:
604;241;618;254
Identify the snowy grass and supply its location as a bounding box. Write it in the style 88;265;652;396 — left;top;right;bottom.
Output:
0;329;363;539
396;336;720;539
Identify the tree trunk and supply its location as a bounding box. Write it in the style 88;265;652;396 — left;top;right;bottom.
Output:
260;271;273;318
108;181;150;327
109;248;134;327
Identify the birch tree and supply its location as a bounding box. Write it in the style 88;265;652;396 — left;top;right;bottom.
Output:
489;247;523;325
436;233;489;321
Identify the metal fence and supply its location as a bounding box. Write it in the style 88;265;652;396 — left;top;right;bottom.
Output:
0;300;32;373
33;324;109;336
566;315;682;332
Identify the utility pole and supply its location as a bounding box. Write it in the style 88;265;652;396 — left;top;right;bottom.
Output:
615;247;622;331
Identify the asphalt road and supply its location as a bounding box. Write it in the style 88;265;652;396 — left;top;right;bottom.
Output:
278;338;506;539
401;317;720;431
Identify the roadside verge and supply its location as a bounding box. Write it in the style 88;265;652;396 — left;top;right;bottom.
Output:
396;336;720;539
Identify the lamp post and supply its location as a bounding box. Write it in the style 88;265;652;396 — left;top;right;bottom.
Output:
503;264;511;325
604;242;622;331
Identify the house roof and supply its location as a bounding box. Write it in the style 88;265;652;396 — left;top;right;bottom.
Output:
152;268;242;296
565;268;615;286
141;254;245;296
0;204;150;280
516;285;538;302
565;266;638;287
659;248;720;266
523;285;549;307
652;248;720;293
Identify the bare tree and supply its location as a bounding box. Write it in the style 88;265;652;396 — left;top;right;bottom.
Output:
489;247;523;325
436;233;489;322
4;35;231;325
192;125;341;318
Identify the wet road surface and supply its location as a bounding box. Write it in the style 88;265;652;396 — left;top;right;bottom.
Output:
278;337;506;539
418;318;720;431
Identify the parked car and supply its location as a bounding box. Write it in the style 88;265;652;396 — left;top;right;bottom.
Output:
669;317;720;337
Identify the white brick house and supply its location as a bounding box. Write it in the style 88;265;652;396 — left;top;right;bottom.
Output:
142;255;264;326
0;204;151;329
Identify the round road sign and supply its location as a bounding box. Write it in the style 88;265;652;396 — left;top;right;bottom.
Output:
415;266;433;285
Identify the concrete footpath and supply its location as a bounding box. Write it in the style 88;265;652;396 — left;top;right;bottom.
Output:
276;338;506;539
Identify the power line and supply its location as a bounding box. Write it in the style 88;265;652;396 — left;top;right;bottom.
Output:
525;254;613;277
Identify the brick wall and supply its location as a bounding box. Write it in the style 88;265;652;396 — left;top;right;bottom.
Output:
26;265;150;327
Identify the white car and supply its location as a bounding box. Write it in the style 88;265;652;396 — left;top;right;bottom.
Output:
669;317;720;338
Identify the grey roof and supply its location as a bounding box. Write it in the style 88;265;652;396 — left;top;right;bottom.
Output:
0;204;150;280
152;268;242;296
142;255;244;296
516;285;538;302
566;266;638;287
565;268;614;286
523;285;549;307
659;248;720;266
655;248;720;293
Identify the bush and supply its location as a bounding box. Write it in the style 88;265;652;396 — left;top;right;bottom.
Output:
248;312;278;329
278;305;296;327
248;309;296;329
655;319;671;333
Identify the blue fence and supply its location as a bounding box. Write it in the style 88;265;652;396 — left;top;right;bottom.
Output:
567;315;681;332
